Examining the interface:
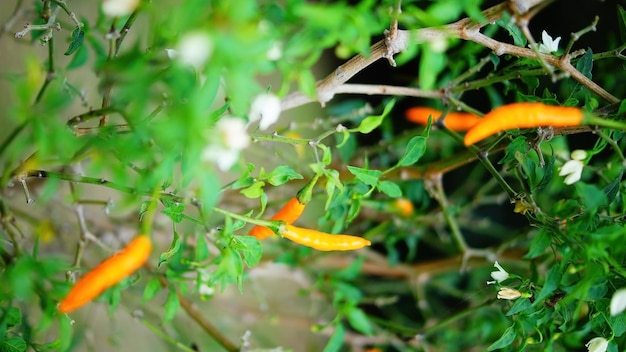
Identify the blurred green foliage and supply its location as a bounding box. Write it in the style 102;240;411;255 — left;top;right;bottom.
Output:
1;0;626;351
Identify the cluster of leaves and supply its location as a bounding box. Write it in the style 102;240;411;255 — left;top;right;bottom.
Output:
1;0;626;351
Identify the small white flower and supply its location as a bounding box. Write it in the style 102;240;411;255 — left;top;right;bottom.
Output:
586;337;609;352
559;149;587;185
266;42;283;61
610;287;626;316
202;117;250;171
497;287;522;300
248;93;281;130
537;30;561;54
488;261;510;285
177;32;213;68
102;0;140;17
165;48;178;60
198;283;215;297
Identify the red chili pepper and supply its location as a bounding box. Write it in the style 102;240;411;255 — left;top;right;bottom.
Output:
406;107;482;131
58;236;152;313
463;102;583;146
280;224;371;251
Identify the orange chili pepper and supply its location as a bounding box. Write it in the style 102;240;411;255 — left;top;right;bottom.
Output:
248;174;320;240
463;102;583;146
248;197;305;240
280;224;371;251
392;198;414;217
58;236;152;313
406;107;482;131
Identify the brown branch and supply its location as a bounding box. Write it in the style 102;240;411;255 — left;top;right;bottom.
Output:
333;84;444;99
156;276;238;352
281;0;618;112
465;31;619;103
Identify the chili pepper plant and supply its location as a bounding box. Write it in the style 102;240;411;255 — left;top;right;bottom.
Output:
1;0;626;351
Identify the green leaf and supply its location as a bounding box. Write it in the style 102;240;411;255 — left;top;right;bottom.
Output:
58;313;73;351
487;323;517;351
163;290;180;322
159;231;182;267
66;44;88;69
418;48;446;91
207;103;230;122
346;166;381;186
336;131;356;162
499;136;527;165
210;248;244;293
143;277;162;302
265;165;303;186
619;5;626;42
570;49;593;92
161;201;185;224
535;265;561;303
603;171;623;204
524;229;551;259
196;234;210;262
507;297;532;316
397;136;427;166
234;236;263;268
576;183;607;211
535;147;555;191
320;144;333;165
345;307;374;335
496;12;526;47
240;181;265;198
198;173;221;217
355;99;396;134
64;27;85;55
377;180;402;198
323;323;346;352
4;307;21;328
298;69;317;98
0;336;28;352
230;163;256;190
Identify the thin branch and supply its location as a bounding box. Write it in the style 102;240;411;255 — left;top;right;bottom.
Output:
281;0;617;111
465;31;620;103
0;0;27;38
333;84;444;99
156;276;238;352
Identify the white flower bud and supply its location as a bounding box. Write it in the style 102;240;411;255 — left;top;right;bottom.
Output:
177;32;213;68
497;287;522;300
585;337;608;352
489;261;510;284
102;0;140;17
610;287;626;316
248;93;281;130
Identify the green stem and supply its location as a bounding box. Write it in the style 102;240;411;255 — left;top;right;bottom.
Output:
211;207;278;229
587;115;626;133
35;37;55;103
0;122;28;158
440;127;517;200
137;315;197;352
115;10;140;57
252;132;311;145
67;107;119;126
418;300;495;337
593;129;626;162
475;149;517;200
